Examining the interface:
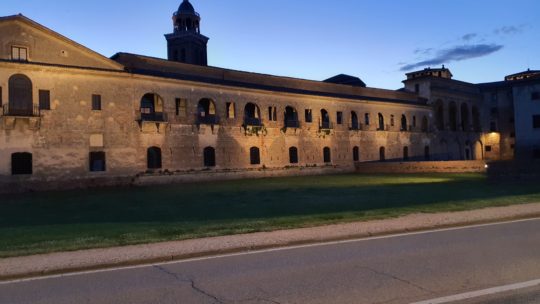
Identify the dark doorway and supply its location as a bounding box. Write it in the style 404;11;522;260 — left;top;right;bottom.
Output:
8;74;33;116
403;146;409;161
379;147;386;162
203;147;216;167
12;152;32;175
353;146;360;162
323;147;332;163
289;147;299;164
147;147;162;169
89;152;106;172
250;147;261;165
425;146;431;161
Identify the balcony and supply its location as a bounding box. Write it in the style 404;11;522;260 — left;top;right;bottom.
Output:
197;115;219;125
140;112;168;123
284;119;300;128
319;121;333;130
2;104;40;117
244;117;263;127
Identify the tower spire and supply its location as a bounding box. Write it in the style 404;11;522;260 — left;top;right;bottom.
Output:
165;0;209;65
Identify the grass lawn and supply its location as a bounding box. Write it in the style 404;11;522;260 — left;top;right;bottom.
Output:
1;173;540;258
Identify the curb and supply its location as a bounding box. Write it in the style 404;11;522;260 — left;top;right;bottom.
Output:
2;205;540;282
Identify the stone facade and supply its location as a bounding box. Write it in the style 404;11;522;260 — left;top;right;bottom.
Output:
0;2;538;192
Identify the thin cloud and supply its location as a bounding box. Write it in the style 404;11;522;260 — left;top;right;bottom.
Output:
400;44;503;71
413;48;433;55
462;33;478;41
494;25;526;35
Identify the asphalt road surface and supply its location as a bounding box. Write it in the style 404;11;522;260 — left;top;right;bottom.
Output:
1;218;540;304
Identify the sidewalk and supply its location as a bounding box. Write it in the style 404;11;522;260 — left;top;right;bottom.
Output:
2;203;540;281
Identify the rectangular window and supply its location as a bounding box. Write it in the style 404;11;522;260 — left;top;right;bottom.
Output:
510;132;516;138
533;115;540;129
39;90;50;110
92;94;102;111
89;152;106;172
226;102;235;119
11;46;28;61
175;98;187;117
0;86;2;106
305;109;313;123
268;106;277;121
365;113;370;125
415;84;420;94
534;149;540;159
336;112;343;125
532;92;540;100
485;146;492;152
491;107;498;115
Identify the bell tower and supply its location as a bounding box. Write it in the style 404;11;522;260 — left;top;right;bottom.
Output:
165;0;209;65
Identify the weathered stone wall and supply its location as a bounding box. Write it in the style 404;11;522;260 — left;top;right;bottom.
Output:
0;63;438;188
355;161;487;174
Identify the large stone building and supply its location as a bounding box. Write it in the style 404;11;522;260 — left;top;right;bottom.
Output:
0;1;538;190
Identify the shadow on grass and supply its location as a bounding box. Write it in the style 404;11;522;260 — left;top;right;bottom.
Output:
1;173;539;228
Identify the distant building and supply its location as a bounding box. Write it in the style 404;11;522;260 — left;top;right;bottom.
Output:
0;0;538;190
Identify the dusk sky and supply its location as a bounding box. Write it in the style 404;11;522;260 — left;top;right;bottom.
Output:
2;0;539;89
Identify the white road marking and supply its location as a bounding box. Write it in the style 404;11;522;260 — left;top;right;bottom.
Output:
1;217;539;285
410;278;540;304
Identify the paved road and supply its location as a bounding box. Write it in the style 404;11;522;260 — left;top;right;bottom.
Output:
1;218;540;304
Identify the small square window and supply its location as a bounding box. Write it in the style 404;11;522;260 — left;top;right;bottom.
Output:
491;93;498;103
39;90;50;110
92;95;102;111
336;112;343;125
11;46;28;61
485;146;492;152
305;109;313;123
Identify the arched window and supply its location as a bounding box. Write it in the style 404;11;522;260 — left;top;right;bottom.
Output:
403;146;409;161
449;102;458;131
378;113;385;131
353;146;360;162
89;152;106;172
425;146;431;161
250;147;261;165
401;115;408;131
140;93;165;122
147;147;162;169
320;109;331;129
8;74;33;116
11;152;32;175
284;106;299;128
323;147;332;163
244;103;262;126
461;103;469;132
435;100;444;131
289;147;299;164
421;116;429;132
379;147;386;162
472;106;481;132
351;111;359;130
203;147;216;167
197;98;217;124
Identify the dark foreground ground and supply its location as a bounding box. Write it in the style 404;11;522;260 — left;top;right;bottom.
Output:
2;218;540;304
1;173;540;258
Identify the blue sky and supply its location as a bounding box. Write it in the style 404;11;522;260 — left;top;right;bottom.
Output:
2;0;539;89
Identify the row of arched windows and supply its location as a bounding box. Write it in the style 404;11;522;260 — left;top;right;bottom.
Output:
139;94;429;132
435;100;481;132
